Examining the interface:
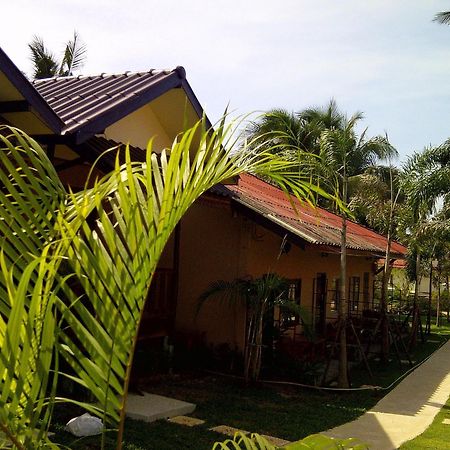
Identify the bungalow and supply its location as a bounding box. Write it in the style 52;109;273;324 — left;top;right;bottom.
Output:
176;173;407;355
0;47;407;362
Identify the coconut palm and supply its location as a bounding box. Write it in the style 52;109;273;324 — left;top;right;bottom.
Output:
349;164;405;360
28;31;86;79
244;109;312;156
318;113;397;387
0;118;325;449
401;142;450;346
244;100;344;158
434;11;450;25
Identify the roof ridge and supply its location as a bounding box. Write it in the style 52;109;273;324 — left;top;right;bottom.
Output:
31;67;185;83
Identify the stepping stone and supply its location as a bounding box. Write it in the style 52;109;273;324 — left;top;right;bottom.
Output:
126;393;195;423
260;434;292;446
442;418;450;425
168;416;205;427
210;425;249;437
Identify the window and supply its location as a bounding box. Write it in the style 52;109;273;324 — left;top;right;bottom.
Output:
330;278;340;312
281;279;302;327
349;276;361;312
363;272;370;309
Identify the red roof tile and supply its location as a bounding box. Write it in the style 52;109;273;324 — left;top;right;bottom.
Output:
218;173;407;257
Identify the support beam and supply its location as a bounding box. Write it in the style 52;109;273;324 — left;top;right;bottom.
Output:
0;100;30;113
46;143;55;160
54;157;84;172
30;134;75;145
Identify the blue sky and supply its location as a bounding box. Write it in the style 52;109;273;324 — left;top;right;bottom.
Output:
1;0;450;163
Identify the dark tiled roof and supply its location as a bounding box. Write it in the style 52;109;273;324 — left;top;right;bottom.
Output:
216;173;407;257
32;68;186;136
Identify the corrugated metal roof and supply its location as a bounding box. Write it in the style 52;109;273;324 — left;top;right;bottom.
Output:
32;68;185;135
216;173;407;257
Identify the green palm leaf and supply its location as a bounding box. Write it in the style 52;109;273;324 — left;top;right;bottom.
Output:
0;118;321;448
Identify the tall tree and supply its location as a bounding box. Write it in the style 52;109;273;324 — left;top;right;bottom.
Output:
319;113;397;386
28;31;86;79
246;101;396;386
349;163;403;360
402;141;450;341
244;99;344;157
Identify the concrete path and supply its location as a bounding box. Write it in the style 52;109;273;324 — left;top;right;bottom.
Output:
324;340;450;449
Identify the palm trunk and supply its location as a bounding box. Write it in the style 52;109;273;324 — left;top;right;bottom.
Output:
410;252;421;348
244;312;255;383
338;175;349;388
380;166;397;361
380;228;392;361
436;263;441;327
427;263;433;334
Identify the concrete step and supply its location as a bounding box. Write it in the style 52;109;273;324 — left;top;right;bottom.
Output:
126;392;196;423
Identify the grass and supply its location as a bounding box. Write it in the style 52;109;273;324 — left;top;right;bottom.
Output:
400;403;450;449
51;380;378;449
51;322;450;450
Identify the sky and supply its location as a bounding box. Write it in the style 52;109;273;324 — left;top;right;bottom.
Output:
1;0;450;163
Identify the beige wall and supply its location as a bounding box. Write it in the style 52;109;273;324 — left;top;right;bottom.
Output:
104;88;201;153
105;102;172;151
175;197;376;351
176;198;247;350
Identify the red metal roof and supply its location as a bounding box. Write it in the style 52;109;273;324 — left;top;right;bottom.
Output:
32;68;186;136
218;173;407;257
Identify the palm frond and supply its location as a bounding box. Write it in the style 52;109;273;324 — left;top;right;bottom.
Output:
0;117;325;448
28;35;59;79
434;11;450;24
59;31;87;76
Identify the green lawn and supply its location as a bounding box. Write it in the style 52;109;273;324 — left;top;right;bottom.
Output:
400;402;450;449
51;323;450;450
52;380;378;450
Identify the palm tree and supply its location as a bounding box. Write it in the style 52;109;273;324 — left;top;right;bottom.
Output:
28;31;86;79
244;108;312;156
198;274;309;383
349;164;404;360
0;119;322;449
246;102;396;386
319;113;397;387
244;99;344;158
401;142;450;346
434;11;450;25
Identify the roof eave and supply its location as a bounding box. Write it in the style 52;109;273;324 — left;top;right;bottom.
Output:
70;68;212;145
0;47;64;134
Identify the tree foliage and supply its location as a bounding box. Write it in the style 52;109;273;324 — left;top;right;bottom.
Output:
29;31;86;79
